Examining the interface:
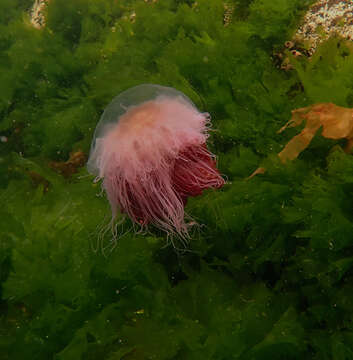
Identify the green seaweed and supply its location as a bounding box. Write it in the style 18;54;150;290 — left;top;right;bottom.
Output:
2;0;353;359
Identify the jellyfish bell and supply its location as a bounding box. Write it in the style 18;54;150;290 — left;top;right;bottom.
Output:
87;84;224;241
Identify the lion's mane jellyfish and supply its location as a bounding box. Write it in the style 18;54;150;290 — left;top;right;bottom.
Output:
87;84;224;240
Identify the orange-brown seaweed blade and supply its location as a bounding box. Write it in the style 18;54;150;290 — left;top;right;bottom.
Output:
248;103;353;179
279;103;353;162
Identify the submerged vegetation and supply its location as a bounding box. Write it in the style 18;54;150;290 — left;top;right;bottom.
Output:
1;0;353;358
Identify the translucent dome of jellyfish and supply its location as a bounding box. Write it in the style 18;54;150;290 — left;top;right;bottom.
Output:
87;84;225;240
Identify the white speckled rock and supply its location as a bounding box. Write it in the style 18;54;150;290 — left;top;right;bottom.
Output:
30;0;49;29
295;0;353;55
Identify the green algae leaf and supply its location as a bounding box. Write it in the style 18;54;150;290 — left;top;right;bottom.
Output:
172;264;280;358
245;307;305;359
106;347;136;360
249;0;311;42
219;145;260;178
103;234;166;288
119;319;184;359
310;332;353;360
293;37;353;104
329;257;353;282
253;233;286;271
54;329;87;360
2;171;95;309
327;147;353;183
331;334;353;360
